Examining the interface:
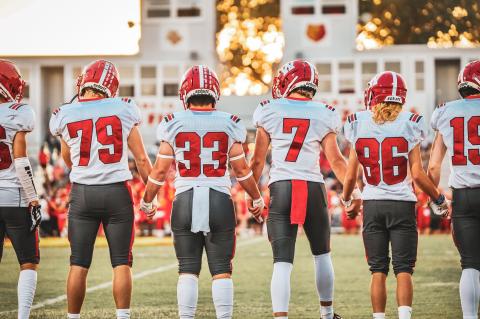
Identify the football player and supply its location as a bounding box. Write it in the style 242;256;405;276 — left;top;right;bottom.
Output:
250;60;360;319
0;60;41;319
49;60;152;319
342;71;448;319
427;60;480;319
140;65;264;319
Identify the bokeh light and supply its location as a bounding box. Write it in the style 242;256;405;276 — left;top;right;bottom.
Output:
216;0;284;96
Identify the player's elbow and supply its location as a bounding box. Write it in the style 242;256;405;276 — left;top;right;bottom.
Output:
232;163;250;178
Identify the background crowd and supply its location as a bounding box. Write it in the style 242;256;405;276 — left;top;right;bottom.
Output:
35;114;451;239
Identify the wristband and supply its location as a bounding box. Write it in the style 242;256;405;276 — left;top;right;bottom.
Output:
229;153;245;161
157;153;175;159
237;171;253;182
434;194;445;205
352;188;362;200
341;196;352;208
148;176;165;186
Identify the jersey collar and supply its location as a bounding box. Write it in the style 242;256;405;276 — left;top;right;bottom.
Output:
286;96;311;101
189;107;216;112
465;94;480;100
78;97;105;102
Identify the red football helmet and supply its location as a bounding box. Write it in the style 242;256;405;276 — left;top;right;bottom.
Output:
77;60;119;98
364;71;407;110
179;65;220;109
458;60;480;97
272;60;318;99
0;60;25;102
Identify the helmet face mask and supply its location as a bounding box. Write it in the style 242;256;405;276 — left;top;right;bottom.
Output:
77;60;120;98
364;71;407;110
458;60;480;98
179;65;220;109
272;60;318;99
0;59;25;102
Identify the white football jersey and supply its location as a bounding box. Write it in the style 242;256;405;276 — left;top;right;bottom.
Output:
0;102;35;189
431;97;480;188
49;97;141;185
157;109;246;195
344;110;427;202
253;97;341;184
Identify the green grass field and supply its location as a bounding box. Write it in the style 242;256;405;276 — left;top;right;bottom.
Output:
0;234;462;319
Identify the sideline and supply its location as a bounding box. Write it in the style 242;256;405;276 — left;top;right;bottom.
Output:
0;236;264;314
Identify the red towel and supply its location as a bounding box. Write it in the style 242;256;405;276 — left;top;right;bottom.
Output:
290;180;308;225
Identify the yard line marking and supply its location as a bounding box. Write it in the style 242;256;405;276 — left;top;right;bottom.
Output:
0;236;264;314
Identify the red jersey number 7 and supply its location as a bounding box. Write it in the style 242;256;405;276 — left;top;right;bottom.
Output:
283;118;310;162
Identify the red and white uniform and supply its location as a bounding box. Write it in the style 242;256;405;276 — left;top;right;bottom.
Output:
431;97;480;188
157;109;246;196
344;110;427;202
253;97;341;184
49;97;141;185
0;102;35;207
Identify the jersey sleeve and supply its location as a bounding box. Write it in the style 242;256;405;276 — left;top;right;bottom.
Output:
430;103;446;131
156;114;177;146
122;98;142;127
227;115;247;144
316;106;342;142
407;114;428;147
14;105;35;132
49;107;64;136
343;119;354;144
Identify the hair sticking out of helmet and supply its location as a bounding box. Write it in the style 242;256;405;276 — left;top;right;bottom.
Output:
272;60;318;99
179;65;220;109
458;60;480;98
364;71;407;110
372;102;403;124
0;59;25;102
77;60;119;98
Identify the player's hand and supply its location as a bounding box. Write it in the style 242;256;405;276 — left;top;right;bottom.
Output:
28;202;42;232
140;198;157;220
248;196;265;223
429;194;449;218
346;199;362;220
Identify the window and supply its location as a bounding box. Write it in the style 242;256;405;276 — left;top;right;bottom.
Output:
322;5;346;14
118;66;135;97
316;63;332;93
141;66;157;96
162;65;180;97
361;62;377;90
144;0;202;20
290;0;315;15
339;62;355;94
415;61;425;91
385;61;401;73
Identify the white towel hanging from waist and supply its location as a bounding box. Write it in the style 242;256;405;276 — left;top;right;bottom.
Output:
190;186;210;235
